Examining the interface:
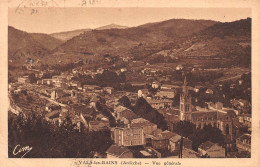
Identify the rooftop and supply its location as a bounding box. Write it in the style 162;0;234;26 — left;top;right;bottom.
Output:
106;144;132;157
199;141;215;151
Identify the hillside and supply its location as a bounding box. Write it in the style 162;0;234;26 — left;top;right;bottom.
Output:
9;18;251;68
169;18;251;67
51;19;217;61
50;24;128;41
30;33;63;50
96;24;128;30
50;29;92;41
8;26;51;65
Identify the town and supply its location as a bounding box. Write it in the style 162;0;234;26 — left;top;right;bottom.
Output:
8;54;251;158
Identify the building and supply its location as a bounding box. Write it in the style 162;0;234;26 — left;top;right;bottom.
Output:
160;84;180;90
89;120;109;131
179;77;237;140
179;77;192;121
106;144;133;158
96;68;104;74
176;64;184;71
45;103;61;112
120;68;127;72
130;82;146;88
169;134;181;152
42;79;52;85
130;118;157;135
156;90;176;99
206;89;214;94
116;109;140;125
238;114;251;129
169;136;192;153
236;133;251;152
182;148;200;158
52;75;67;87
112;126;145;147
51;89;66;100
70;80;79;87
208;102;223;110
18;76;30;84
45;110;61;125
83;85;103;93
151;81;160;89
151;130;177;150
147;99;172;109
138;89;149;98
198;141;225;158
104;87;114;94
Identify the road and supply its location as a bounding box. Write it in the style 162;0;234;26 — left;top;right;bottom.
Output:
215;72;250;83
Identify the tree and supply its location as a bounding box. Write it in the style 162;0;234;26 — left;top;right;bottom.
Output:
133;97;168;130
8;111;113;158
96;102;116;127
173;121;195;137
189;124;225;151
118;96;132;109
28;73;37;83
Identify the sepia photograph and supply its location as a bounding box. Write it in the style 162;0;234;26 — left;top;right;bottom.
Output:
6;5;254;161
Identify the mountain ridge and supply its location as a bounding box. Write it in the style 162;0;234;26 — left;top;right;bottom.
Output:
8;18;251;68
51;18;218;60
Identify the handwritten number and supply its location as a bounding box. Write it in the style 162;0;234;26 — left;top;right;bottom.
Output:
31;9;38;15
82;0;86;6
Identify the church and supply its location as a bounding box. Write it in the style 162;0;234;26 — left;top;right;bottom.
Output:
179;77;238;140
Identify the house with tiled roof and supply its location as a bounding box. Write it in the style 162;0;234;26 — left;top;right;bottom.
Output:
198;141;225;158
236;133;251;152
151;130;177;150
146;99;173;109
182;148;200;158
89;120;109;131
156;89;176;99
103;87;114;94
130;118;157;135
45;110;61;125
116;109;140;125
169;135;192;153
106;144;133;158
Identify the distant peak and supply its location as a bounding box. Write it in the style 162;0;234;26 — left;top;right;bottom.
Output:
96;24;128;30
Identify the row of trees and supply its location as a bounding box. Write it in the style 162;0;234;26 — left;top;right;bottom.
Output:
71;70;126;89
172;121;225;151
118;96;168;130
8;112;113;158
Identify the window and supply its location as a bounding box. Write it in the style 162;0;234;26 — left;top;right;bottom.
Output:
198;123;201;129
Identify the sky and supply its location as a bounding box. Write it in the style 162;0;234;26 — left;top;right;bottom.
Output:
8;8;251;34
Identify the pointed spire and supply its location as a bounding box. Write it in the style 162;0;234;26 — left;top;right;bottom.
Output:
183;76;187;86
182;76;188;96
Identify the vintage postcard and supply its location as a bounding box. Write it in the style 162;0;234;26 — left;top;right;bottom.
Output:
0;0;260;167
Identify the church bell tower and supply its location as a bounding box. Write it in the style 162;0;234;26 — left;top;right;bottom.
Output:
180;76;192;121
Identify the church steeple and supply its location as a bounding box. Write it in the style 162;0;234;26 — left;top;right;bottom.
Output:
180;76;192;121
182;76;188;96
183;76;187;86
